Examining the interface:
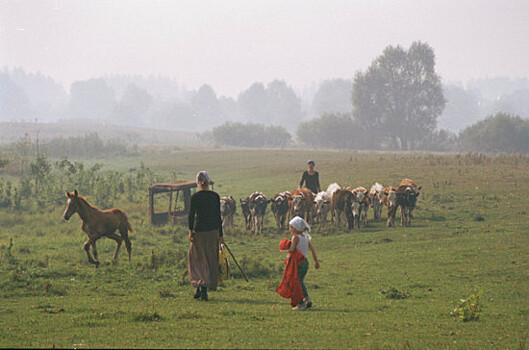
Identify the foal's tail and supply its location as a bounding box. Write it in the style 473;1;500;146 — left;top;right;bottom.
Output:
126;219;135;233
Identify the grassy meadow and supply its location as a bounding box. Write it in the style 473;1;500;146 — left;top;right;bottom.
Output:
0;149;528;348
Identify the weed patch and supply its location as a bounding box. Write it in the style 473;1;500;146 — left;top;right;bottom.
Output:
450;291;482;322
380;287;410;299
132;311;163;322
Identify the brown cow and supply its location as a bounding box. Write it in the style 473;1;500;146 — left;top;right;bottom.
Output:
290;188;315;223
332;189;354;230
397;179;421;227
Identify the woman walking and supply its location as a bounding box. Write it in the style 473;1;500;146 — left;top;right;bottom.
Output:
188;170;224;301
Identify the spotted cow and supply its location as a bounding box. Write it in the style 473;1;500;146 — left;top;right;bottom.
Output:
270;191;291;233
290;188;315;224
248;192;270;235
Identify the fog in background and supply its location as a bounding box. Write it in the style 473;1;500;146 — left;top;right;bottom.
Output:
1;0;529;138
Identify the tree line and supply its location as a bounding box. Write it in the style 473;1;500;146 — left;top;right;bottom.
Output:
2;42;529;153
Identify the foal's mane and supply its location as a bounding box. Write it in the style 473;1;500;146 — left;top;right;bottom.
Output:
75;194;102;212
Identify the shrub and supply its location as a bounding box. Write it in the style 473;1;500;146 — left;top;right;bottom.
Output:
459;113;529;154
210;122;291;147
380;287;410;299
450;291;482;321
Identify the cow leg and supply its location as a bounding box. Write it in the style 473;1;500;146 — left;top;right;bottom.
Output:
335;210;340;226
387;206;395;227
274;212;281;233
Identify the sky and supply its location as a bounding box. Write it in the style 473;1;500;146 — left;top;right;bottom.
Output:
1;0;528;97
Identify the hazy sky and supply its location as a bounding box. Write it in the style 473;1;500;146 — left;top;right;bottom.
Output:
1;0;528;97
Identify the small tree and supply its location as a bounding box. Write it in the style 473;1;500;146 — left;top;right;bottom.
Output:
296;113;360;149
30;153;51;194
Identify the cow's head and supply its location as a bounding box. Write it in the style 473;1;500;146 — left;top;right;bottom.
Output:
292;195;304;214
405;187;420;209
315;199;331;216
240;198;249;211
253;194;269;209
275;194;289;207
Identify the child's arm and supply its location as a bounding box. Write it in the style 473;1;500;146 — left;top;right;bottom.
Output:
287;236;299;254
308;241;320;269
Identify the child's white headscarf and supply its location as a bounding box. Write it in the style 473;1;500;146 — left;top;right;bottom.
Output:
289;216;312;240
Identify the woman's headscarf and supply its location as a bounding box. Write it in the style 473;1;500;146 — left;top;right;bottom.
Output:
289;216;311;240
196;170;213;186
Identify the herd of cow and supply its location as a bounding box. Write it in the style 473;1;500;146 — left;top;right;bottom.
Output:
219;178;421;235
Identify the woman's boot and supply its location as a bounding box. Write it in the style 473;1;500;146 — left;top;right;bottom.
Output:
201;287;208;301
194;286;201;299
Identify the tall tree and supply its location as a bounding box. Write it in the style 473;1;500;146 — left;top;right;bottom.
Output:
237;82;270;123
69;79;117;122
266;80;303;130
114;83;152;125
438;84;481;132
312;79;353;117
190;84;221;127
353;42;445;150
0;73;33;121
492;89;529;119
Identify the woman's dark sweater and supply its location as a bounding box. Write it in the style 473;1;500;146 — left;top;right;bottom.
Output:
299;170;320;194
188;190;223;236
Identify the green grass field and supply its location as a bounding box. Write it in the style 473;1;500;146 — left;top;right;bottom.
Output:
0;149;528;348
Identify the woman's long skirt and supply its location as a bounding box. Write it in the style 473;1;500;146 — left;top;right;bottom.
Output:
188;229;219;290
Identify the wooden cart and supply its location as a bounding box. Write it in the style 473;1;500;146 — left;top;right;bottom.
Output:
148;180;214;225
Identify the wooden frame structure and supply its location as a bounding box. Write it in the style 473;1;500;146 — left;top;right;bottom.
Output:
148;180;214;225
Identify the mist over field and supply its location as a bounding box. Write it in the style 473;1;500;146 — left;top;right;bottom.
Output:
1;1;529;153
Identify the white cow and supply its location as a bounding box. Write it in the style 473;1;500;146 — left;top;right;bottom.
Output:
313;191;332;227
326;183;342;223
220;196;236;232
382;186;398;227
351;187;368;228
369;182;385;221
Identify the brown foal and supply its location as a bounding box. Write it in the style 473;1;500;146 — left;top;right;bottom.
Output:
63;190;133;267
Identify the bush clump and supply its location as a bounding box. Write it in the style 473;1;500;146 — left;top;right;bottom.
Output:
450;291;482;322
380;287;410;299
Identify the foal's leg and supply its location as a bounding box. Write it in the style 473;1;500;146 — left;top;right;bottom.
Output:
84;237;100;266
91;241;99;261
108;233;123;261
119;227;132;261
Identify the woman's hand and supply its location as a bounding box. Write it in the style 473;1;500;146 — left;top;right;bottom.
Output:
188;230;195;242
314;261;320;269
